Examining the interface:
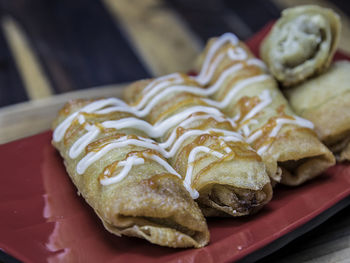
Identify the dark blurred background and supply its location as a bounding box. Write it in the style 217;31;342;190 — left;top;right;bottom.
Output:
0;0;349;107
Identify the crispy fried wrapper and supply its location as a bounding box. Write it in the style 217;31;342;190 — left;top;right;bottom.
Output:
286;61;350;162
260;5;341;86
52;100;209;248
195;35;335;186
124;78;272;217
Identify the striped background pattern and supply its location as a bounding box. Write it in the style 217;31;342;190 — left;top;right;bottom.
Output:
1;1;350;262
0;0;350;108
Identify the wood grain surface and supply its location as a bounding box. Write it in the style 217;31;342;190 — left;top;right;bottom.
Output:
0;83;124;143
0;0;350;262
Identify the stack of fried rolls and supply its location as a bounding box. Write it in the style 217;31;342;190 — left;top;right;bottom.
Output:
123;75;272;217
52;5;344;247
261;6;349;162
286;61;350;161
52;99;210;248
194;33;335;186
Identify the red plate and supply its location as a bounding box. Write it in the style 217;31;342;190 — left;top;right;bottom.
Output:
1;25;350;263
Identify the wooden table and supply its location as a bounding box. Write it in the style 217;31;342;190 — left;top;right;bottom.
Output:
1;0;350;262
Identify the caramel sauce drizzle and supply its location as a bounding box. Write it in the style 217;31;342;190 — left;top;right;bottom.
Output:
55;33;278;198
194;115;234;131
142;173;182;190
174;130;260;176
151;95;208;124
249;112;295;151
80;111;133;121
85;133;127;153
235;96;261;126
62;108;132;146
58;99;92;116
98;149;163;181
63;118;84;146
174;134;213;172
219;65;263;99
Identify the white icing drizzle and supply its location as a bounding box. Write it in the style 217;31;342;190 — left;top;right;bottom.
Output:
136;75;184;110
205;63;243;94
55;94;242;200
184;146;224;193
228;47;247;60
102;118;155;136
162;128;242;157
135;61;269;113
76;136;160;174
172;113;236;130
53;98;129;142
78;115;85;124
247;58;268;71
195;33;267;86
135;60;267;112
141;153;199;199
241;90;272;123
76;132;225;199
232;112;241;122
53;88;225;144
77;126;242;175
246;130;263;144
257;145;270;156
194;53;225;85
103;106;225;138
70;106;242;198
270;116;314;138
99;153;199;199
154;105;219;125
245;116;314;155
53;33;269;151
134;34;267;104
159;113;238;150
93;105;137;115
195;33;239;85
203;75;271;109
100;156;145;185
236;90;273;140
54;32;316;200
220;139;233;154
69;124;100;158
142;73;181;94
70;111;239;160
241;123;251;137
193;33;315;156
55;96;221;145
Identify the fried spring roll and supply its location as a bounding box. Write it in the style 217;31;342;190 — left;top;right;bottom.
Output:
52;99;210;248
286;61;350;161
123;75;272;217
260;5;341;86
194;33;335;186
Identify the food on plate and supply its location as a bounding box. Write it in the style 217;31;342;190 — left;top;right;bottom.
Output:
286;61;350;161
194;32;335;186
52;99;210;248
123;75;272;216
51;4;344;246
260;5;341;86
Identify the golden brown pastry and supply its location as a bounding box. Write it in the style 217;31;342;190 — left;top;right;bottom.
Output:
286;60;350;161
52;99;210;248
123;74;272;217
194;33;335;186
260;5;341;86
